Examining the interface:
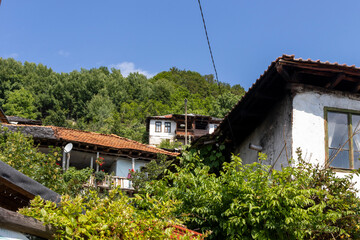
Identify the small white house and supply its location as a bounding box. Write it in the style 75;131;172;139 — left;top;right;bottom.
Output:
147;114;222;146
210;55;360;190
2;124;179;190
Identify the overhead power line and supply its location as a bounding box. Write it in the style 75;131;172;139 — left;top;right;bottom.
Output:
197;0;219;84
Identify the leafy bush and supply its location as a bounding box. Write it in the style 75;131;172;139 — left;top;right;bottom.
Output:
0;128;94;196
142;150;360;239
0;128;65;193
20;188;205;239
63;167;93;196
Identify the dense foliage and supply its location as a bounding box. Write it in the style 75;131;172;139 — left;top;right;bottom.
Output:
0;128;92;195
139;150;360;239
0;58;244;142
20;189;204;239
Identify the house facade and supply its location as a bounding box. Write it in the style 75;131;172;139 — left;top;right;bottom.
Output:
147;114;221;146
206;55;360;189
2;123;178;190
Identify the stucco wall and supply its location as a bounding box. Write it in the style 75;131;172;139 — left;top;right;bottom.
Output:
114;157;149;177
115;157;132;178
234;94;292;169
292;90;360;190
209;123;218;134
148;119;176;146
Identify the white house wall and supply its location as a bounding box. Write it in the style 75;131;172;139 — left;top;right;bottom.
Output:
292;90;360;190
148;119;176;146
115;157;133;178
234;95;292;169
114;157;149;177
209;124;218;134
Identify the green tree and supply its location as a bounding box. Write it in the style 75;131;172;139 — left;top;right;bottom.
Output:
3;88;39;119
86;93;115;133
209;92;241;118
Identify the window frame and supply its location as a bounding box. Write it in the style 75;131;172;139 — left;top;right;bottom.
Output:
324;107;360;171
164;122;171;133
155;121;162;132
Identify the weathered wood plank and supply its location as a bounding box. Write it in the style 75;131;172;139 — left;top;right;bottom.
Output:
0;207;54;239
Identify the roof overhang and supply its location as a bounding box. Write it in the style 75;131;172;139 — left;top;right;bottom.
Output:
209;55;360;147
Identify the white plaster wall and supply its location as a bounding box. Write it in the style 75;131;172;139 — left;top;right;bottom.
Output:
135;159;148;172
149;119;176;146
292;90;360;190
115;157;132;178
234;95;292;169
209;124;218;134
0;227;28;239
114;158;150;177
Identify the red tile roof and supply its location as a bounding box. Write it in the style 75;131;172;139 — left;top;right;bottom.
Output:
2;123;178;157
171;225;203;239
50;126;179;156
0;108;9;124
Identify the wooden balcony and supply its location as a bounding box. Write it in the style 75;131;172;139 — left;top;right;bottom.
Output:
84;175;134;190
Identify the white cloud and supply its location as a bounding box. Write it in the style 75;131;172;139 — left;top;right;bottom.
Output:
3;53;19;59
110;61;155;78
58;50;70;57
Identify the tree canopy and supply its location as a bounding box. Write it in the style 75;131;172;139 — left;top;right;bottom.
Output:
0;58;245;143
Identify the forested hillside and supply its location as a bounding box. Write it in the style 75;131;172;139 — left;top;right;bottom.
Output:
0;58;245;143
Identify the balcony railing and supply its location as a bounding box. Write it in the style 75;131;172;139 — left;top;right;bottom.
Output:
85;175;134;190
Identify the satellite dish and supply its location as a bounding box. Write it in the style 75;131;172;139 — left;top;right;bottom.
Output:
64;143;73;153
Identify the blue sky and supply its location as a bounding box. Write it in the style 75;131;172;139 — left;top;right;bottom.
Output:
1;1;360;90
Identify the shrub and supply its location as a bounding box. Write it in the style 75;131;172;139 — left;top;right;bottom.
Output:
143;150;360;239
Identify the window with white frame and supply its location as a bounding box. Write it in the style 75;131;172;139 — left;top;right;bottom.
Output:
155;121;162;132
326;109;360;169
164;122;171;133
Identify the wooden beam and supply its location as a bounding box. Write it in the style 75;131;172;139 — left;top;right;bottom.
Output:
325;73;346;89
0;207;55;239
276;63;291;82
353;83;360;93
0;177;34;200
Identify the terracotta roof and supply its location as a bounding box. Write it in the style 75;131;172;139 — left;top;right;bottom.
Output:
2;124;178;157
0;107;9;124
171;225;203;239
50;126;179;156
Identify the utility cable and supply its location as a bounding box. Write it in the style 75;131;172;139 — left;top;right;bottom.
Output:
197;0;220;86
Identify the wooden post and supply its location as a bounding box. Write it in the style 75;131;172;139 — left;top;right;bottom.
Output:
185;98;188;145
90;156;93;169
96;152;99;172
132;158;135;170
66;153;70;170
62;150;66;171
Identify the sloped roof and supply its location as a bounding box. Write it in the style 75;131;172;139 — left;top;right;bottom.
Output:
0;160;60;211
2;124;178;157
51;126;179;156
204;54;360;146
7;115;42;125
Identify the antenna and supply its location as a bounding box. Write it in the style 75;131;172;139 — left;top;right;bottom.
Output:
64;143;73;153
62;143;73;171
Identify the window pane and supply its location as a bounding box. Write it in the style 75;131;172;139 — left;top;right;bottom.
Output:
352;115;360;152
329;149;350;168
164;122;171;133
328;112;349;149
354;151;360;169
155;122;161;132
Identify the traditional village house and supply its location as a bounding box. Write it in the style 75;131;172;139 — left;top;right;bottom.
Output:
147;114;221;146
200;55;360;189
1;122;178;190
